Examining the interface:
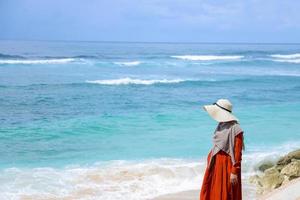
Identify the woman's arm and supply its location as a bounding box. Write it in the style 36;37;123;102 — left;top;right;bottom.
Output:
231;132;243;175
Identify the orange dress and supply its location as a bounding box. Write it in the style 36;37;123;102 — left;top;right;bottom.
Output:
200;132;243;200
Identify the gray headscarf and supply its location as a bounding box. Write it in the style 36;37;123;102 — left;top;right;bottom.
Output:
208;121;244;168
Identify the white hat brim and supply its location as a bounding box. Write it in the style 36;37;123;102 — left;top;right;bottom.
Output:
203;104;238;122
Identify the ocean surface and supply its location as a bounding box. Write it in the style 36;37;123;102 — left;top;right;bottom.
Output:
0;40;300;199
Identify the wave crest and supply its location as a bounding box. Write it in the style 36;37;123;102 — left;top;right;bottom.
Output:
270;54;300;64
86;78;185;85
272;59;300;64
0;58;76;64
271;53;300;59
0;53;24;59
171;55;244;61
114;61;142;66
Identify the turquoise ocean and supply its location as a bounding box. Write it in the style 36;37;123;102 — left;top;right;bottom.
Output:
0;41;300;199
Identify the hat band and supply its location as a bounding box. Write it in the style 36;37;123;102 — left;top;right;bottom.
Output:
213;103;232;113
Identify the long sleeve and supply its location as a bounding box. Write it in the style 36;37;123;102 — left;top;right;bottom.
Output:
231;132;243;175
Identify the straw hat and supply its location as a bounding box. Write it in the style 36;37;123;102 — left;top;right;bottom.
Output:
203;99;239;122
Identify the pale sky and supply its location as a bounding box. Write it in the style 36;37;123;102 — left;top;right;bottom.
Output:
1;0;300;43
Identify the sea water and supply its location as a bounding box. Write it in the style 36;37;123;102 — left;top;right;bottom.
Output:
0;41;300;199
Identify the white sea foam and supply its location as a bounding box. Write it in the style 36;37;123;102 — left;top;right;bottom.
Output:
86;78;185;85
0;58;76;64
0;159;206;200
171;55;244;61
270;53;300;63
272;59;300;64
1;142;299;200
271;53;300;59
114;61;142;66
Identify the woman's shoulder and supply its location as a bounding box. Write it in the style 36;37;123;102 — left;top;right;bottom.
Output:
231;121;243;135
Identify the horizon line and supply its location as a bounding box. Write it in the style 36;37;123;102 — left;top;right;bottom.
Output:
1;38;300;45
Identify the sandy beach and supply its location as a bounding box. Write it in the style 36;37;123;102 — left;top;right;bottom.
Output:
152;190;199;200
153;177;300;200
259;177;300;200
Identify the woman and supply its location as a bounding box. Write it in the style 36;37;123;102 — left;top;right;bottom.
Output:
200;99;244;200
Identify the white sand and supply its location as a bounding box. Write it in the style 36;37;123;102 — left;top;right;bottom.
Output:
152;190;199;200
153;177;300;200
259;177;300;200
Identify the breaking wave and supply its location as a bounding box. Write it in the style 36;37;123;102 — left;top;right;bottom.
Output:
114;61;142;66
270;53;300;63
0;58;77;64
4;143;298;200
171;55;244;61
271;53;300;59
0;159;205;200
272;59;300;64
86;78;186;85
